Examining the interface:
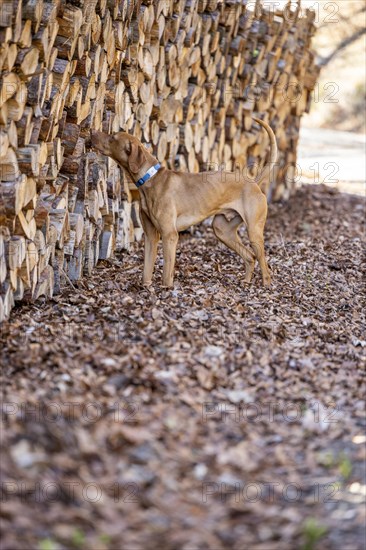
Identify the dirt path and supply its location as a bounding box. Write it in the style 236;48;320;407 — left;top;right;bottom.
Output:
298;127;366;196
1;185;365;550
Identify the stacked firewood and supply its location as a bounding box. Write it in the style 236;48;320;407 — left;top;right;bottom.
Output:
0;0;319;321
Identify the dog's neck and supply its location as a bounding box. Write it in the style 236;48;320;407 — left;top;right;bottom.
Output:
125;154;161;187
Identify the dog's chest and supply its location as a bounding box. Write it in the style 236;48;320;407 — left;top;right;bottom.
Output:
139;192;160;227
139;193;148;212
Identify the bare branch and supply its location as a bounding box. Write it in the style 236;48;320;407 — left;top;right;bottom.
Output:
318;27;366;67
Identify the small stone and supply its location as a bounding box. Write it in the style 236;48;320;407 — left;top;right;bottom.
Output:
193;463;208;480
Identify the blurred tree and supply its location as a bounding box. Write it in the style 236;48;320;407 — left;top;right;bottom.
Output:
317;2;366;66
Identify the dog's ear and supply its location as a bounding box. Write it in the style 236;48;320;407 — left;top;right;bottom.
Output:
128;141;146;173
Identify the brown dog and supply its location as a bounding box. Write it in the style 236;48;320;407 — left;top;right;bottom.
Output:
91;118;277;288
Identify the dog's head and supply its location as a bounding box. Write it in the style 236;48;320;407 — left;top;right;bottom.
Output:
90;130;155;176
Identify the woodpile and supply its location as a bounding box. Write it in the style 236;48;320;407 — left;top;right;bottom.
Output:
0;0;319;321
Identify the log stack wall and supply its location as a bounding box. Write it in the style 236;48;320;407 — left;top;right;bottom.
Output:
0;0;319;321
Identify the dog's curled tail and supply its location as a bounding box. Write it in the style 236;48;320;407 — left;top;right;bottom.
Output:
252;117;278;192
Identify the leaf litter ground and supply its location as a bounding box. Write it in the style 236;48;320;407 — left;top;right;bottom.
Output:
0;184;365;550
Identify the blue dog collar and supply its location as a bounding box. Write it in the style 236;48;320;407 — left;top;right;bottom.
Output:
135;163;161;188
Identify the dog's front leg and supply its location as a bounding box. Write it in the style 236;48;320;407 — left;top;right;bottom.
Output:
161;230;179;288
140;210;160;286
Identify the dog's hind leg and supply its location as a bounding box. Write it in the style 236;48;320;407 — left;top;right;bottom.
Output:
212;213;256;283
246;197;271;287
247;224;271;286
